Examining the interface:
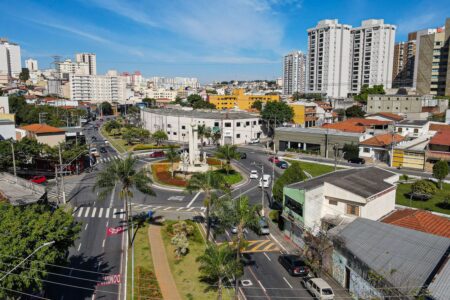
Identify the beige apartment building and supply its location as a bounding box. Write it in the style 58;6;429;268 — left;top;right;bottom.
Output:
416;18;450;96
392;32;416;87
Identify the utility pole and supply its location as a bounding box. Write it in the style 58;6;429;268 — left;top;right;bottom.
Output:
58;144;66;204
261;164;265;216
333;143;339;171
10;142;17;180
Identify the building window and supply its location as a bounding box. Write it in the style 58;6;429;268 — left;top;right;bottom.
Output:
167;124;171;128
181;125;186;130
173;132;177;135
346;204;360;216
225;122;231;127
236;134;241;138
414;129;419;133
246;121;250;126
285;195;303;217
398;128;402;133
363;148;370;153
329;199;338;206
214;122;220;127
236;122;241;127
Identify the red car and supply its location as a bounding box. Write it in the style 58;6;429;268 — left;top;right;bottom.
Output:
149;151;165;158
31;176;47;184
268;156;280;164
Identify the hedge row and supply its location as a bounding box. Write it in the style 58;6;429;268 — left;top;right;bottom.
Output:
136;266;163;299
134;144;180;151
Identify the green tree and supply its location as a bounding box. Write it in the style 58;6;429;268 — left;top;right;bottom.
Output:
354;84;385;103
342;143;359;160
104;120;121;132
261;101;294;135
186;94;203;106
0;203;80;298
272;161;306;203
212;131;221;145
171;232;189;258
19;68;30;82
251;100;263;111
142;97;156;107
8;94;27;114
192;99;216;109
345;105;365;118
292;91;302;101
411;180;437;197
166;145;180;178
198;124;211;156
335;109;345;121
99;102;113;115
432;160;449;189
186;171;228;241
94;154;155;246
197;243;243;300
152;130;168;146
215;144;240;174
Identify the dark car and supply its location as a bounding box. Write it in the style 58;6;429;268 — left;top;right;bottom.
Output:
240;152;247;159
91;136;97;141
149;151;165;158
99;147;107;153
276;160;288;169
348;157;365;164
278;254;309;277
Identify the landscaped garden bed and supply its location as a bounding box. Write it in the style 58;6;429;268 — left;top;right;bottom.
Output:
396;181;450;214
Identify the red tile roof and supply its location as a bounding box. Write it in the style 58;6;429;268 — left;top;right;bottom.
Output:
430;123;450;132
430;130;450;147
21;124;65;134
368;112;404;121
382;209;450;238
360;133;405;147
322;118;391;133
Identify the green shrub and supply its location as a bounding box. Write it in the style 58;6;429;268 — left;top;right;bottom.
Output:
269;210;279;223
411;180;437;197
133;144;180;151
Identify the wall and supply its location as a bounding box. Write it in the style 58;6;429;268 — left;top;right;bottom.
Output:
0;122;16;140
35;132;66;147
304;185;325;232
290;104;306;125
361;187;396;220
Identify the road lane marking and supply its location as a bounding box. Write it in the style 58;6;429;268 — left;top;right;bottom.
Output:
187;192;201;208
84;223;88;230
163;207;172;211
84;207;91;218
153;206;161;210
269;233;287;252
109;183;116;208
112;209;117;218
263;252;271;261
105;208;110;218
187;207;194;211
77;207;84;218
77;243;82;251
257;280;266;293
91;207;97;218
176;207;183;211
102;239;105;248
283;277;293;289
106;220;109;227
98;207;103;218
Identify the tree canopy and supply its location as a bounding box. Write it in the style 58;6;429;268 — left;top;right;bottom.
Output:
342;143;359;160
354;84;385;103
272;161;306;203
345;105;365;118
99;102;113;115
19;68;30;82
0;203;80;298
261;101;294;135
152;130;168;145
433;160;449;189
411;180;437;196
251;100;263;111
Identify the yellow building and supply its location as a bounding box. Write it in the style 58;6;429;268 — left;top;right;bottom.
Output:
288;102;318;127
208;88;280;110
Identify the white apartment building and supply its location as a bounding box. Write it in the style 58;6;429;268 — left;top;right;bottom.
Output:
76;53;97;75
148;77;200;89
56;59;89;79
25;58;38;72
0;39;22;78
144;88;178;101
141;108;266;145
283;51;306;95
69;74;127;103
307;20;352;98
349;19;396;93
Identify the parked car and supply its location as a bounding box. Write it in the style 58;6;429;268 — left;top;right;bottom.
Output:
303;277;334;300
348;157;365;164
278;254;309;277
249;170;259;179
249;138;260;144
91;136;97;141
257;216;270;235
99;147;107;153
30;176;47;184
276;160;288;169
90;148;99;157
240;152;247;159
268;156;280;164
149;151;165;158
259;174;271;188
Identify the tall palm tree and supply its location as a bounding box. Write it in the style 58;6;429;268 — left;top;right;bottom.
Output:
215;144;240;174
94;154;155;246
197;124;211;160
165;145;179;178
197;243;242;300
186;171;228;241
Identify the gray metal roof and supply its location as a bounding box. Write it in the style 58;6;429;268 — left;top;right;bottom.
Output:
396;119;429;127
334;218;450;296
275;126;363;137
428;260;450;300
287;167;396;199
141;108;260;120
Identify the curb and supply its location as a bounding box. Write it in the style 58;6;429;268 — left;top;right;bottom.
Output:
231;161;251;189
98;125;125;155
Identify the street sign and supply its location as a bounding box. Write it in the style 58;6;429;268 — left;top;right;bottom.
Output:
106;226;124;236
97;274;121;286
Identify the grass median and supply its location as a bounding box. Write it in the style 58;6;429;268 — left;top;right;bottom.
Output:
396;182;450;214
285;159;339;177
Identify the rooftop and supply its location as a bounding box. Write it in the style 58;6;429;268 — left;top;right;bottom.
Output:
0;119;15;125
322;118;392;133
275;126;363;138
141;108;260;120
367;112;404;122
429;122;450;132
396;119;429;127
382;209;450;238
395;133;435;151
20;124;65;134
331;218;450;297
360;133;405;147
287;167;396;199
430;131;450;147
0;172;46;205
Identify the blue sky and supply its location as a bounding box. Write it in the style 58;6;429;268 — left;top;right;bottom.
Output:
3;0;450;83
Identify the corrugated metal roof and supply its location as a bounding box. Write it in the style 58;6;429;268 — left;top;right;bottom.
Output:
428;259;450;300
335;218;450;296
141;108;260;120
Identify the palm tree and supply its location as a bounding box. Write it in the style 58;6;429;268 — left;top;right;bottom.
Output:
212;131;221;145
186;171;228;241
215;144;240;174
166;145;180;178
197;124;211;159
94;154;155;246
197;243;242;300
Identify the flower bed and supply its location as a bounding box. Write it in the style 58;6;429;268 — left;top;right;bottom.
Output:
134;144;180;151
206;157;222;166
151;164;187;187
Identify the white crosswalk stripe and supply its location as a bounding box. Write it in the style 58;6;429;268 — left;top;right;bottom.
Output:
73;205;206;219
106;208;110;218
98;207;103;218
91;207;97;218
112;208;117;219
84;207;91;218
77;207;84;218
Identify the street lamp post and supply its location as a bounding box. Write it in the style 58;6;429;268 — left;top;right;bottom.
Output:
0;241;55;282
252;162;265;216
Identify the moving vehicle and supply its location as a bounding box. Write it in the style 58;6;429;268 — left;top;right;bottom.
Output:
303;277;334;299
90;148;99;157
276;160;288;169
249;170;259;179
249;138;260;144
259;174;271;188
348;157;365;164
278;254;309;277
268;156;280;164
99;147;107;153
240;152;247;159
149;151;165;158
257;216;270;235
30;176;47;184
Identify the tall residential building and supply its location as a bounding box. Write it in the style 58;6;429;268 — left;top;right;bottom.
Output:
283;51;306;95
416;18;450;96
25;58;38;72
148;76;200;89
392;33;416;87
0;38;22;77
69;74;127;103
306;19;352;98
56;59;89;80
349;19;396;93
75;53;97;75
413;28;437;88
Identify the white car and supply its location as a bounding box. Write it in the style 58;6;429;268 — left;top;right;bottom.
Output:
249;138;260;144
259;174;271;188
90;148;99;157
249;170;259;179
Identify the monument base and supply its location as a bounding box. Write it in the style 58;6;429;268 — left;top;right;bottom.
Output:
177;164;210;173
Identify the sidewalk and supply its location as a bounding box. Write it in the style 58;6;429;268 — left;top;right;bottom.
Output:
148;225;182;300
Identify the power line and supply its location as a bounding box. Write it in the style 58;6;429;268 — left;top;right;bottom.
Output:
0;285;50;300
